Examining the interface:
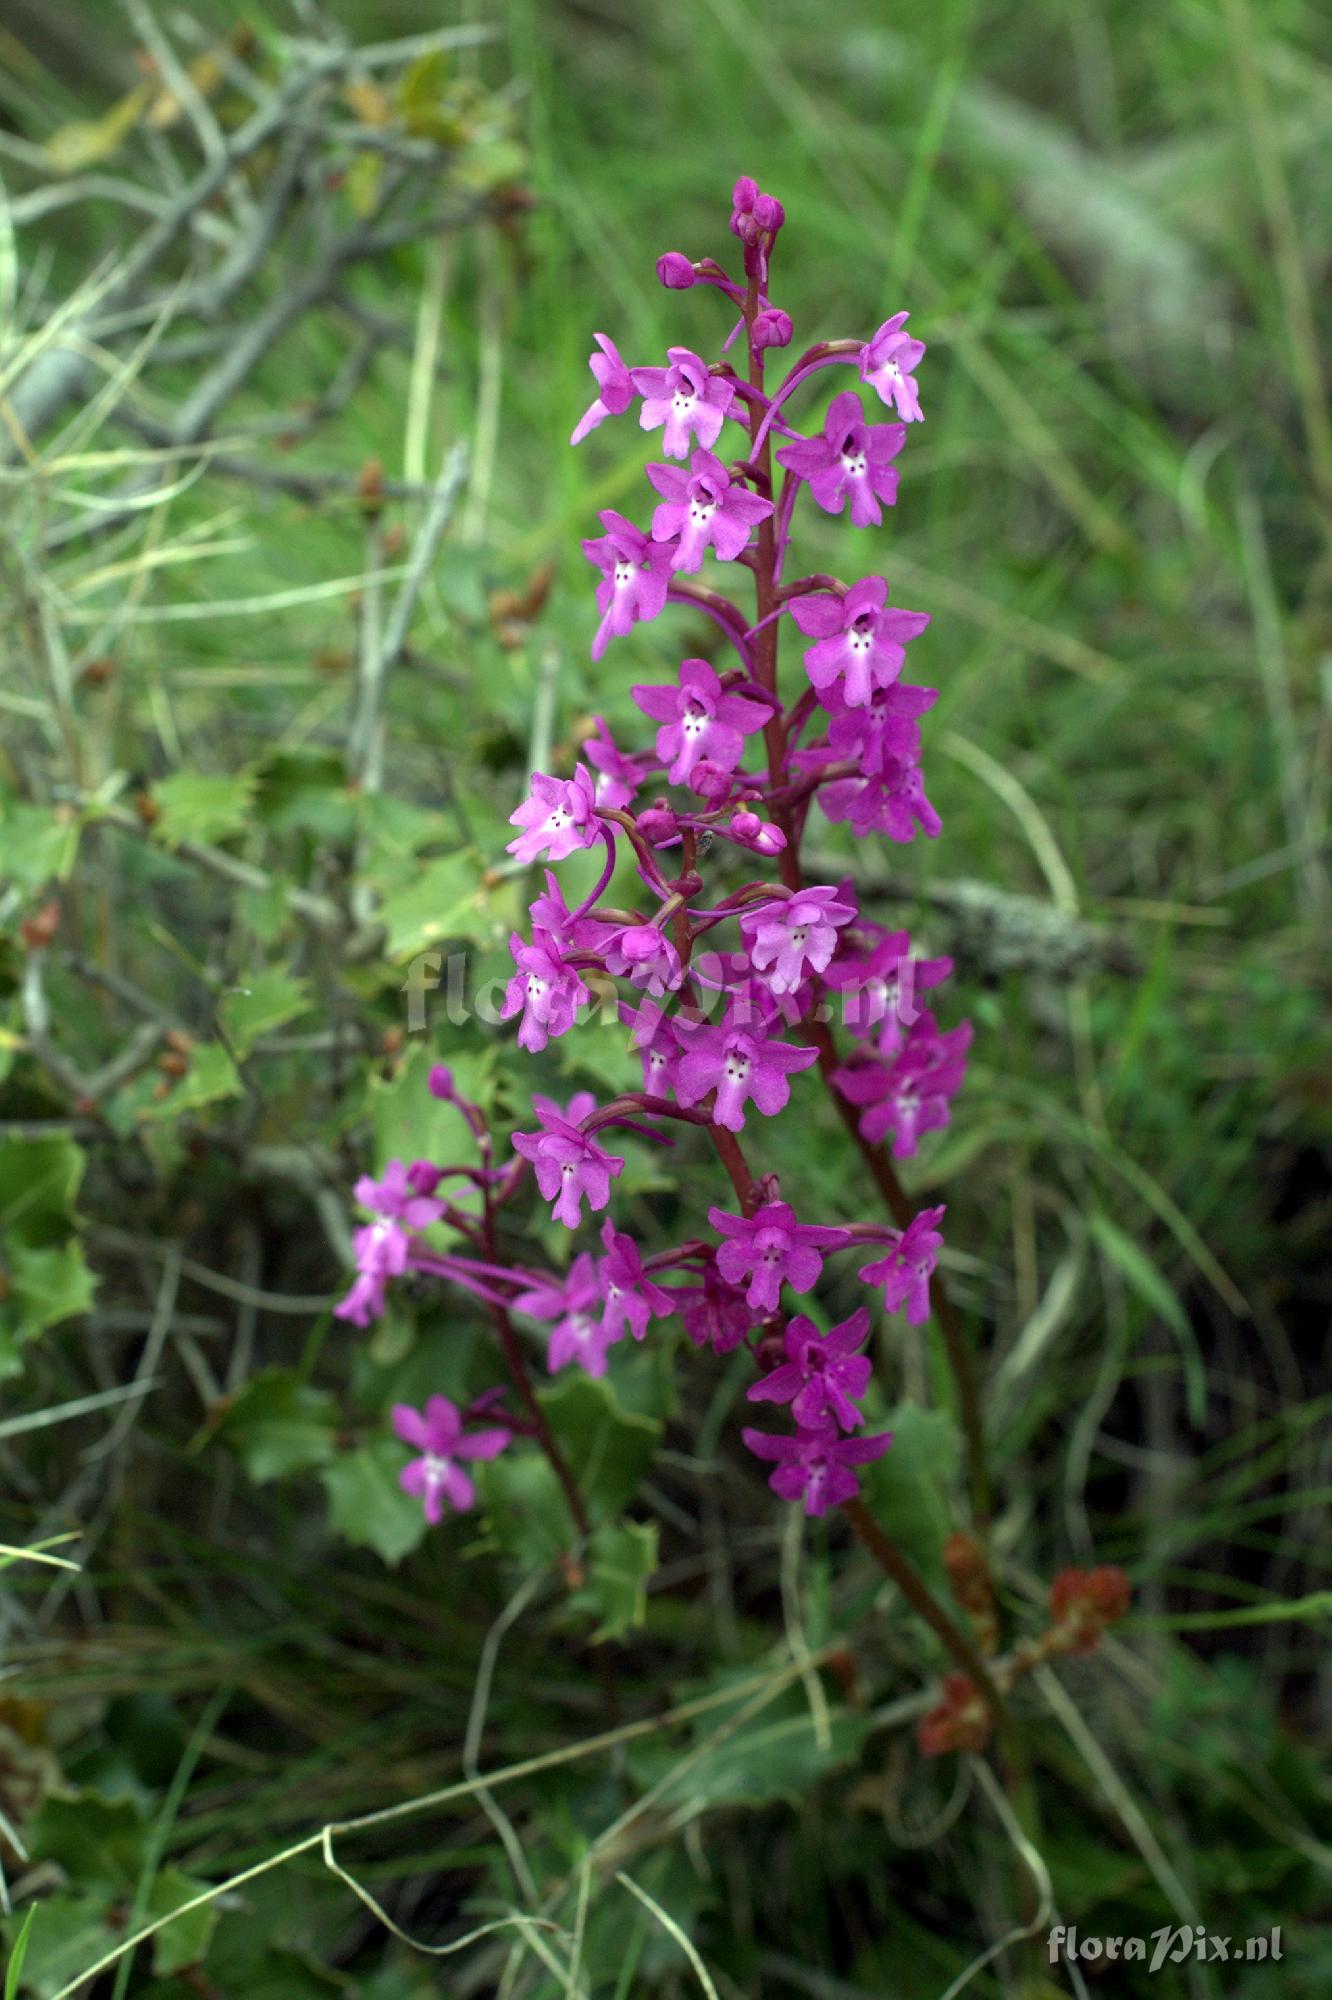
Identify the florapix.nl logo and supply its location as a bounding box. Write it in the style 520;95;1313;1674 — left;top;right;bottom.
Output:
1049;1924;1282;1973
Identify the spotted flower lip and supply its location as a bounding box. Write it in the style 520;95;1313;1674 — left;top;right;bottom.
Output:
500;929;589;1052
741;1421;892;1516
675;1008;818;1132
392;1394;510;1521
580;509;675;660
512;1091;624;1229
632;657;768;790
859;1205;947;1324
647;446;773;573
514;1252;617;1376
859;311;926;423
596;1219;674;1342
789;577;930;708
776;389;905;528
584;717;644;811
832;1016;972;1157
747;1306;873;1431
708;1199;851;1313
571;332;637;445
630;346;736;459
741;884;857;994
506;764;604;865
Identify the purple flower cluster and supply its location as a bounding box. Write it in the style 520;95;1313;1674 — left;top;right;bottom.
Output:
337;178;972;1532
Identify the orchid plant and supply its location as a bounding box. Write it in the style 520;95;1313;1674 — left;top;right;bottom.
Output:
336;177;1126;1753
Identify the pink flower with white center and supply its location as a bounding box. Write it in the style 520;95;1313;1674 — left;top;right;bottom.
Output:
529;870;613;955
513;1254;618;1376
859;312;926;423
584;717;645;811
512;1091;624;1229
859;1206;946;1325
823;926;953;1058
571;333;636;445
776;389;905;528
647;447;773;573
746;1307;874;1432
581;510;675;661
741;885;857;994
336;1160;446;1318
500;929;589;1053
679;1262;755;1353
631;346;736;459
813;742;942;843
334;1270;386;1328
824;679;938;777
596;1220;674;1342
788;578;930;709
507;764;603;865
392;1395;509;1522
632;658;768;790
741;1422;892;1517
708;1200;850;1313
626;998;689;1097
602;921;683;995
832;1014;972;1158
675;1009;819;1132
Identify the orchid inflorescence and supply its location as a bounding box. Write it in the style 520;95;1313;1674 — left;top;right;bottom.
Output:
338;174;973;1530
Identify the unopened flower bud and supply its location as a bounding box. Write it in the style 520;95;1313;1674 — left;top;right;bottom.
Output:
751;307;792;351
730;808;761;840
407;1161;444;1196
731;175;759;214
636;804;680;847
428;1064;456;1101
689;758;733;801
753;192;785;233
656;251;696;290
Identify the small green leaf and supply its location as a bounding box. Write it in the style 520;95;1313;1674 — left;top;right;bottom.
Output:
146;1866;219;1975
367;1045;478;1214
860;1404;960;1588
135;1042;241;1123
1;1893;113;2000
571;1520;658;1640
378;851;492;960
538;1373;662;1524
0;801;80;891
8;1238;95;1333
216;1368;339;1482
219;969;309;1058
151;769;257;846
479;1449;568;1567
0;1133;85;1238
322;1437;428;1565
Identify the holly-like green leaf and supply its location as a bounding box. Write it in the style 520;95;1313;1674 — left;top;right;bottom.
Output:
219;969;310;1059
377;851;493;960
0;801;81;891
571;1520;658;1640
322;1437;428;1565
151;769;257;846
216;1368;340;1482
8;1238;95;1334
0;1133;85;1240
146;1865;220;1975
859;1404;960;1589
539;1373;662;1524
134;1042;241;1123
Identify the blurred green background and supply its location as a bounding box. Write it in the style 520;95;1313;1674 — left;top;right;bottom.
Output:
0;1;1328;1995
